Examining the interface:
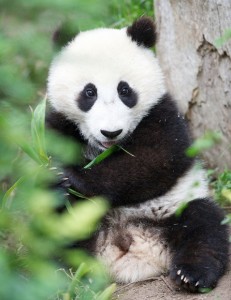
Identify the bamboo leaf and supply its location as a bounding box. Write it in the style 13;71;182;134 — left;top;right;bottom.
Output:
118;146;135;157
83;145;134;169
84;145;119;169
19;141;43;164
62;293;70;300
1;176;25;209
68;188;89;200
67;263;88;297
43;198;108;241
31;97;49;164
96;283;116;300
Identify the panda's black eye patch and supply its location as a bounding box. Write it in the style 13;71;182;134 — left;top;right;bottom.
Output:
117;81;137;108
78;83;97;112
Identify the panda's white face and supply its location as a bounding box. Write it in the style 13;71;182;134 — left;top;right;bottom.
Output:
47;27;166;150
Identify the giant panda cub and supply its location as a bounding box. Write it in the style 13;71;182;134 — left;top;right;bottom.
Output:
46;17;229;292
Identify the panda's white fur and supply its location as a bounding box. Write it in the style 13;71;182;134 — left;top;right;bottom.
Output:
47;18;228;290
96;216;171;283
120;163;209;221
48;27;166;150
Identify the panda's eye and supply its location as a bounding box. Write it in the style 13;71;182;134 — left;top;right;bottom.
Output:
117;81;137;108
118;83;131;97
85;88;96;98
120;87;130;96
78;83;97;112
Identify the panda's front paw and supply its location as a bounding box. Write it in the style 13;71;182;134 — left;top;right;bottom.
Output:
63;166;89;196
59;174;72;190
49;166;70;187
49;166;70;194
170;263;218;292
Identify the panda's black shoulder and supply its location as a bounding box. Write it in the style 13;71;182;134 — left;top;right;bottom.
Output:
46;108;84;142
147;93;188;129
135;93;192;150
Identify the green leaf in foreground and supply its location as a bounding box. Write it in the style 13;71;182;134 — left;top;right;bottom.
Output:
19;141;43;164
84;145;135;169
68;188;89;200
1;176;25;209
186;131;222;157
96;283;116;300
67;263;88;298
30;97;49;164
44;197;108;241
84;145;119;169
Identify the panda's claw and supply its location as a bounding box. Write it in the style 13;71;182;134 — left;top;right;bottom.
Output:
62;177;69;181
170;262;221;292
183;277;188;283
49;167;58;171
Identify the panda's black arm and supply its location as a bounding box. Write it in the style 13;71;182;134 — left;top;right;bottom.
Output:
64;146;191;207
64;94;194;207
46;109;84;142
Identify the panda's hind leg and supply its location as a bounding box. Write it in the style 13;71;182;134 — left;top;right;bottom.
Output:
166;198;229;292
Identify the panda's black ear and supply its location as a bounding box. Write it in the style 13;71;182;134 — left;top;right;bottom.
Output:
127;17;156;48
53;21;79;50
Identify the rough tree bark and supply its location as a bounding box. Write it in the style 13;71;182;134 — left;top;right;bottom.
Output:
155;0;231;171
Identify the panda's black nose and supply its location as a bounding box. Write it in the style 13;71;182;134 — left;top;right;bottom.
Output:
100;129;123;139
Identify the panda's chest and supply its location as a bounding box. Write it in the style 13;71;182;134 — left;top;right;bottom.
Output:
84;144;102;161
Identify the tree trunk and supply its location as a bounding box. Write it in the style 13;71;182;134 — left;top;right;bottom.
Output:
155;0;231;171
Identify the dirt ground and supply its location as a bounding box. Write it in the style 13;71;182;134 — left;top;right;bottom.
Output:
114;249;231;300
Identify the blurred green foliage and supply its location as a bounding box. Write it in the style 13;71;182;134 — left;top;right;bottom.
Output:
215;28;231;48
186;132;231;207
0;0;154;299
0;94;110;299
186;131;222;158
212;170;231;206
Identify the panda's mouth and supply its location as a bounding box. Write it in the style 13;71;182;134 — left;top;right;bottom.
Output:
100;141;117;149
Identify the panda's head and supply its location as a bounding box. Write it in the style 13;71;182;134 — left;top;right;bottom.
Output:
47;17;166;150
